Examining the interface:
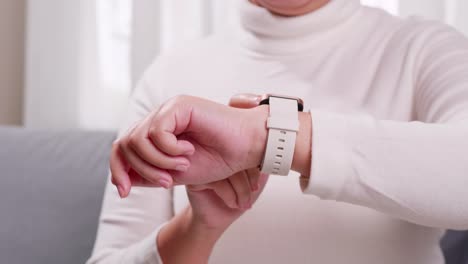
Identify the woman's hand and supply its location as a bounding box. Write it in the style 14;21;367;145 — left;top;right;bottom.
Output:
111;94;311;198
157;169;269;264
187;168;269;230
111;95;269;198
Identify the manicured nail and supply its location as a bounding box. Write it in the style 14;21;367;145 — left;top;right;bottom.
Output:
159;179;171;189
185;148;195;155
117;185;125;198
175;165;189;172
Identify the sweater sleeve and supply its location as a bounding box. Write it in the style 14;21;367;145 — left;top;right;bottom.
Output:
301;23;468;230
86;65;171;264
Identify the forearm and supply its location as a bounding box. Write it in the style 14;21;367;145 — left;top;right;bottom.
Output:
157;206;224;264
302;111;468;229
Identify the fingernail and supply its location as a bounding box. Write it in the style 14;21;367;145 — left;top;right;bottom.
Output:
175;165;189;172
117;185;125;198
185;149;195;155
159;179;171;189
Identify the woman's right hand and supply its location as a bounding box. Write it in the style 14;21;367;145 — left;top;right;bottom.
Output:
179;94;269;231
110;95;270;198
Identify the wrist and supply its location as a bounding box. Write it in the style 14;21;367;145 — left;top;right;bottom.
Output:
292;111;312;177
184;206;228;239
246;105;269;169
245;105;312;177
157;206;223;263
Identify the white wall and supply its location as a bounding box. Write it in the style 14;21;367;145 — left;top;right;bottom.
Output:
0;0;25;126
24;0;130;130
131;0;161;86
399;0;468;36
24;0;82;129
399;0;445;19
447;0;468;36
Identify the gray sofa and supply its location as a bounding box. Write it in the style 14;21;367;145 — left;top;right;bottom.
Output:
0;126;466;264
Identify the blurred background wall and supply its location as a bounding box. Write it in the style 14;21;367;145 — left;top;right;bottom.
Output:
0;0;25;126
1;0;468;130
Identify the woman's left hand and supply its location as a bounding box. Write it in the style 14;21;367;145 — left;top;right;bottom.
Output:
186;168;269;231
157;169;269;264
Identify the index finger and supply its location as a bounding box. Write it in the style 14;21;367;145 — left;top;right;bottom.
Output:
110;141;131;198
148;98;195;156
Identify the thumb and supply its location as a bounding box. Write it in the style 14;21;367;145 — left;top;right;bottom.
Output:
229;93;262;109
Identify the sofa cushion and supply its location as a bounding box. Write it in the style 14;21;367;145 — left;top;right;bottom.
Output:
442;230;468;264
0;127;115;264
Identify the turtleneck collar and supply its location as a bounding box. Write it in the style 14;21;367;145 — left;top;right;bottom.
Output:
236;0;362;55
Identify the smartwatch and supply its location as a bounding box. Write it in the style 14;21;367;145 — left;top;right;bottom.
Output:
258;94;304;176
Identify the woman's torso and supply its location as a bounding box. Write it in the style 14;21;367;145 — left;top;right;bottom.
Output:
145;4;448;263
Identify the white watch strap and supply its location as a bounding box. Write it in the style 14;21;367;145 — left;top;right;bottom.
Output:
261;97;299;176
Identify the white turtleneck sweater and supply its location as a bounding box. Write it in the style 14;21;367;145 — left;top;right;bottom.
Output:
87;1;468;263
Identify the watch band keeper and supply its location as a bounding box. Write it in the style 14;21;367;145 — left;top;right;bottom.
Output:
267;117;299;132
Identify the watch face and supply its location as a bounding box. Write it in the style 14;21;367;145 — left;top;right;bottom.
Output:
259;94;304;112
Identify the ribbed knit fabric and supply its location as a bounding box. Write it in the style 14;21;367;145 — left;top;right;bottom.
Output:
88;1;468;263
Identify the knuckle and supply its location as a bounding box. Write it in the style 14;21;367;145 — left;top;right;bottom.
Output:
112;139;121;150
117;139;127;153
148;127;164;142
148;127;157;139
166;95;191;110
172;94;189;104
127;134;139;150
